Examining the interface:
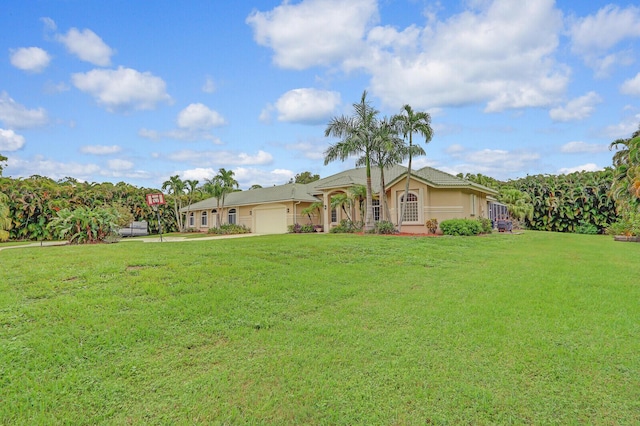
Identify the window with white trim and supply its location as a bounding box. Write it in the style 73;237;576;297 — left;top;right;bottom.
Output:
200;211;208;226
189;212;195;227
372;199;380;222
228;208;237;225
400;193;419;222
331;208;337;223
470;194;477;216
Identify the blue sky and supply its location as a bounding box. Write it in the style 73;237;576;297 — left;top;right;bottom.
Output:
1;0;640;189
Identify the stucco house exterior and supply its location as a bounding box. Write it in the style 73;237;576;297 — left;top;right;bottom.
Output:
181;165;499;234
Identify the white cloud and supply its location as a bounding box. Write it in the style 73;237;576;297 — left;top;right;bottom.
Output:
557;163;602;174
0;92;48;129
139;127;222;143
41;17;57;31
247;0;378;69
177;166;294;188
72;67;172;112
250;0;567;111
259;104;275;124
602;112;640;139
560;141;608;154
621;73;640;96
549;92;602;122
7;156;101;181
107;159;134;171
369;0;567;110
80;145;122;155
569;5;640;54
180;167;216;181
569;5;640;76
285;140;327;160
9;47;51;73
202;76;216;93
56;27;115;66
167;149;273;167
233;167;295;188
0;129;26;151
177;103;226;129
43;81;70;94
274;88;341;124
443;144;540;179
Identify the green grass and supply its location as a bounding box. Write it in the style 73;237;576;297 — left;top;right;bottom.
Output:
1;232;639;424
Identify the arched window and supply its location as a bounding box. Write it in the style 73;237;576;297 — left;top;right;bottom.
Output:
228;208;237;225
200;211;208;226
188;212;195;227
400;193;419;223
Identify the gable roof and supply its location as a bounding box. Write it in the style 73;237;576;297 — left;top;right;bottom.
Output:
183;165;498;212
309;164;407;193
181;183;320;212
407;166;499;195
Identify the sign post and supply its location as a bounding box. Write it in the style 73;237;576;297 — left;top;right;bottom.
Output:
146;193;166;242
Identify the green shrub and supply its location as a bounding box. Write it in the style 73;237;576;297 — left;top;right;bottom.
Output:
208;224;251;235
440;219;483;236
330;219;362;233
49;206;121;244
477;217;493;234
575;221;599;235
287;223;314;233
373;220;396;234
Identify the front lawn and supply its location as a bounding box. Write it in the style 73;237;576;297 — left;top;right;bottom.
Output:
1;232;638;424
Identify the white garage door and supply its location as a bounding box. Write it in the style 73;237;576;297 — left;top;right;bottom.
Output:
254;207;287;234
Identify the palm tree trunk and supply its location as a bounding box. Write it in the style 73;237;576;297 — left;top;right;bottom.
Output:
398;135;413;233
364;157;374;232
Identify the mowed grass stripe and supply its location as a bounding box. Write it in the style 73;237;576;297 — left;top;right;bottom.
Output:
1;232;639;424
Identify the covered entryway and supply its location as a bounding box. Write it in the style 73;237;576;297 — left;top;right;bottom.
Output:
254;206;287;234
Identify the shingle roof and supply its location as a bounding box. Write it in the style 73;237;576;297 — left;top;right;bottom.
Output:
183;165;497;212
309;164;407;193
180;183;320;212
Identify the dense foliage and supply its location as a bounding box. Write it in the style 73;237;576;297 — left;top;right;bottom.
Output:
608;127;640;236
0;176;178;241
48;206;120;244
509;170;617;233
464;170;618;233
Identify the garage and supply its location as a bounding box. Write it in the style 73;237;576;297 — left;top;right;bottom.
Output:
254;206;287;234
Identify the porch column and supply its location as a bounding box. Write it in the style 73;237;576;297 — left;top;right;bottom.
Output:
323;192;330;233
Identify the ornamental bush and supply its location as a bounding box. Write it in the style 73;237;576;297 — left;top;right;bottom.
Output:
329;219;363;233
439;218;483;236
373;220;396;234
477;217;493;234
208;224;251;235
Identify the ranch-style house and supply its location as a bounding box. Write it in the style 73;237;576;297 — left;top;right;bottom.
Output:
181;165;500;234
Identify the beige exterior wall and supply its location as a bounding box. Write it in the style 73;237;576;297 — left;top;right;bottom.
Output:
184;201;323;233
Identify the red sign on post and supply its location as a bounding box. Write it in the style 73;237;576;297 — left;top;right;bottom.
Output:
146;193;166;206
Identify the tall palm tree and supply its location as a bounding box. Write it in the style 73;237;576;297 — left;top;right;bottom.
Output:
392;104;433;232
184;179;200;228
363;117;424;222
202;178;224;227
162;175;186;232
325;90;379;232
203;168;239;226
610;126;640;205
216;168;239;224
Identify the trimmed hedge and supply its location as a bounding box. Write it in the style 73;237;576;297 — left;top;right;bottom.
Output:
440;218;486;236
